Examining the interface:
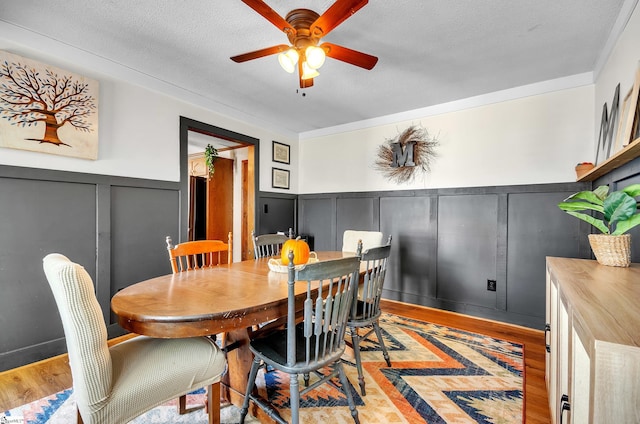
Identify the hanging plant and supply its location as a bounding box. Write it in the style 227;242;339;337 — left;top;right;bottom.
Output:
374;125;439;184
204;144;218;177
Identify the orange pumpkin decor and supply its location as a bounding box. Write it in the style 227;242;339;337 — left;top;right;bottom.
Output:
281;237;310;265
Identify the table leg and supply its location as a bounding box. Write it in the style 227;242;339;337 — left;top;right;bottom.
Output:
222;327;255;407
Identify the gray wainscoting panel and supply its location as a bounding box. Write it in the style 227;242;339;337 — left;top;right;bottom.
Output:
297;183;598;329
258;194;295;235
0;178;96;367
109;186;179;306
336;197;380;248
379;196;435;298
437;194;498;308
507;191;583;322
300;197;335;251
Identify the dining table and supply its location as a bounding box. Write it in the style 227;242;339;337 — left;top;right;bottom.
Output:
110;250;357;410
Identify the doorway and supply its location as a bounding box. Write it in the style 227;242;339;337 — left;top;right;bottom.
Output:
179;117;259;261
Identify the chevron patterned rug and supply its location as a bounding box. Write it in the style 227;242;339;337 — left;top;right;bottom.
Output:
2;313;523;423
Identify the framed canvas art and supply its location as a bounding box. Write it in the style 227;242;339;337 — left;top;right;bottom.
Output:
272;167;290;189
272;140;290;164
619;67;640;148
0;50;99;160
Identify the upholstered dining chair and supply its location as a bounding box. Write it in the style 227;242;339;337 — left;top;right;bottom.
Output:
342;229;384;253
43;253;227;424
240;244;363;424
166;232;232;272
252;228;293;259
346;237;393;396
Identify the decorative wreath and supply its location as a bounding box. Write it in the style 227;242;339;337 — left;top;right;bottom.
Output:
374;125;439;184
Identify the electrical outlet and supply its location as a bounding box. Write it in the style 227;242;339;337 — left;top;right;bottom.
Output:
487;279;497;291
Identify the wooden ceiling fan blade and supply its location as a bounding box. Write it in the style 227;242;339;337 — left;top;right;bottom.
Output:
240;0;295;34
230;44;290;63
310;0;368;37
321;43;378;70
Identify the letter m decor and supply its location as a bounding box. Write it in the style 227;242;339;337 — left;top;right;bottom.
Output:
390;141;416;168
373;125;439;184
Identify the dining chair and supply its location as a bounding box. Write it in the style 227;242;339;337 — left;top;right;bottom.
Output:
346;237;393;396
239;244;363;424
252;228;293;258
166;232;232;272
342;229;384;253
42;253;227;424
165;232;231;411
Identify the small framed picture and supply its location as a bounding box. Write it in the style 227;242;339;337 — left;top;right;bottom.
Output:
272;167;290;189
272;141;290;164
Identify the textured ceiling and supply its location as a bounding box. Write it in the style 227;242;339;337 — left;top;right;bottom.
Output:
0;1;628;136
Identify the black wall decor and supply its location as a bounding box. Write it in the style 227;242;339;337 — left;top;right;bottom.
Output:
374;125;438;183
595;83;621;165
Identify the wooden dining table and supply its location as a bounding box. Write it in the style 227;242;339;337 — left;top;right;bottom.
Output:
110;251;356;409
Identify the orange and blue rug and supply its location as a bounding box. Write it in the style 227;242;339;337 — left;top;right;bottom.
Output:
2;313;524;423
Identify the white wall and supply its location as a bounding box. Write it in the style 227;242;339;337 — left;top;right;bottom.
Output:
0;22;298;193
218;147;249;262
299;86;594;193
594;0;640;153
3;1;638;197
297;1;640;194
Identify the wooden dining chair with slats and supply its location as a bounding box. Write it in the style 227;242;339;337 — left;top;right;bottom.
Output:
346;236;393;396
240;242;363;424
166;232;232;272
252;228;293;259
165;232;232;414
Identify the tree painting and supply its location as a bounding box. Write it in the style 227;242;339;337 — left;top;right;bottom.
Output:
0;50;98;160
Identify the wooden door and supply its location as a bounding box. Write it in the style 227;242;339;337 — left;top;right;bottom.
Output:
242;159;250;260
243;146;255;260
207;157;233;262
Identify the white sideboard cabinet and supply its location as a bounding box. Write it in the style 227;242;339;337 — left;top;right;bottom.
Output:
545;257;640;423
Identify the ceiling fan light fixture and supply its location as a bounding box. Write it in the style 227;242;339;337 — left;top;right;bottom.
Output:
305;45;326;69
232;1;378;88
301;61;320;80
278;48;299;73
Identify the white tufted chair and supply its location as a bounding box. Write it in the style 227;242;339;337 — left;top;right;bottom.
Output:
342;230;384;253
43;253;227;424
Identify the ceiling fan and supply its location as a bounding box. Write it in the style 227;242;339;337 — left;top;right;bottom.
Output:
231;0;378;88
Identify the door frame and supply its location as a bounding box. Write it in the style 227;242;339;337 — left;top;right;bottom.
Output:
179;117;260;246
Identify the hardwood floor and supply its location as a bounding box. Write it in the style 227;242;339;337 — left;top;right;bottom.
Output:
0;300;551;423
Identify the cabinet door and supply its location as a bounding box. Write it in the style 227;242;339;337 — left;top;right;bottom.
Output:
571;326;590;423
557;295;571;423
545;272;560;423
546;270;557;422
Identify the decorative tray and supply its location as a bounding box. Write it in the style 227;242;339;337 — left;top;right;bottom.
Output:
268;252;318;273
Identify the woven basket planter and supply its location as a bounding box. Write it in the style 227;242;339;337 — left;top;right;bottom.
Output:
588;234;631;267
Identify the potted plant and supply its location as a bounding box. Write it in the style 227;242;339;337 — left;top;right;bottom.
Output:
558;183;640;266
204;144;218;177
574;162;594;179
